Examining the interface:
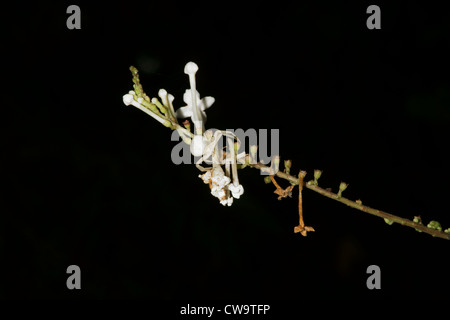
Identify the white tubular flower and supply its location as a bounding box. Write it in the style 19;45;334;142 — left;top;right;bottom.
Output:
123;91;168;125
177;90;215;132
176;62;215;133
175;62;215;157
227;136;244;199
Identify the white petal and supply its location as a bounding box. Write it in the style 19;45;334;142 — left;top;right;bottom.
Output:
199;96;215;111
183;90;191;105
175;106;193;118
183;89;201;106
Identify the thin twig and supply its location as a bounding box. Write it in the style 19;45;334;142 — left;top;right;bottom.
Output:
250;162;450;240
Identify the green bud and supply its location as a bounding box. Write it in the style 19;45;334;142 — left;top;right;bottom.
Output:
273;155;280;167
284;160;292;175
130;66;144;97
336;182;348;199
141;99;160;114
129;65;138;76
250;145;258;163
427;220;442;231
384;218;394;225
238;155;250;169
264;176;272;184
151;97;167;114
413;216;423;232
355;199;362;205
244;154;250;165
445;228;450;234
314;169;322;181
234;141;241;153
339;182;348;192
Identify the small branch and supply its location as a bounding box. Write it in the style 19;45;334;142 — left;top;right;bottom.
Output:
250;162;450;240
124;65;449;241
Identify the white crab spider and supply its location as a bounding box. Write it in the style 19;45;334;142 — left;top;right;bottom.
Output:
196;129;245;205
195;130;243;170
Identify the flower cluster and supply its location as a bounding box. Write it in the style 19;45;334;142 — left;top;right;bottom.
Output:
122;61;244;206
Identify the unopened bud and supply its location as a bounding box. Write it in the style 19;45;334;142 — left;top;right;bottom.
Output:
427;220;442;231
314;170;322;183
250;145;258;163
337;182;348;198
151;97;167;114
339;182;348;192
272;155;280;172
234;141;241;153
284;160;292;175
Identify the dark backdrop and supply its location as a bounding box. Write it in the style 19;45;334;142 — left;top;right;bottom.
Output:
2;1;450;300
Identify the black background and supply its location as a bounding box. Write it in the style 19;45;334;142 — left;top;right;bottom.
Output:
2;1;450;300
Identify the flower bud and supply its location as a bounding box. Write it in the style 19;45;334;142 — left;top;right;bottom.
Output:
336;182;348;198
284;160;292;175
339;182;348;192
272;155;280;173
314;170;322;183
250;145;258;163
427;220;442;231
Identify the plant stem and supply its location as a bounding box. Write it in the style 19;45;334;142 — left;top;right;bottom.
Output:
250;162;450;240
